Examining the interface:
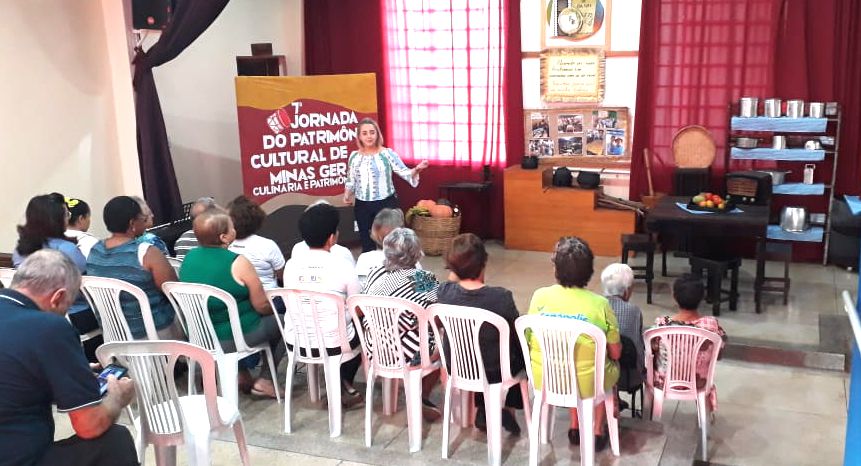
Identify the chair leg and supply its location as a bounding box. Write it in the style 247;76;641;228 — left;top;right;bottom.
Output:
539;403;552;445
187;361;197;396
529;396;543;466
620;246;629;264
441;379;453;459
578;399;595;466
153;445;177;466
364;371;376;448
404;370;423;453
520;380;532;433
486;388;503;466
216;356;240;409
662;247;669;277
189;435;211;466
323;358;343;438
233;420;251;466
709;271;721;316
263;348;281;403
697;391;709;462
307;364;321;402
604;392;620;457
283;353;296;433
382;378;398;415
651;388;665;421
783;259;790;305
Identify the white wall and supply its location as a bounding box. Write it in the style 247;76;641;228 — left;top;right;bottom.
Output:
520;0;641;118
0;0;140;252
153;0;305;206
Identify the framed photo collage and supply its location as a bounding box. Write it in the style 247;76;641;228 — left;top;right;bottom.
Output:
524;106;630;165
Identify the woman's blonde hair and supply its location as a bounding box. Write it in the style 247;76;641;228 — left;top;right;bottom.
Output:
356;117;384;151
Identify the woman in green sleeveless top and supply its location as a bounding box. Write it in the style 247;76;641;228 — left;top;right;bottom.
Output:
180;209;284;398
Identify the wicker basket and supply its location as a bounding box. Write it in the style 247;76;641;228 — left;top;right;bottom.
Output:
410;215;461;256
672;125;716;168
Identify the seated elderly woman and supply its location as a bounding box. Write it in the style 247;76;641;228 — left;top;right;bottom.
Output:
179;209;284;398
652;274;727;411
527;236;621;451
355;208;422;286
227;195;285;291
601;263;645;396
438;233;524;435
363;227;442;420
87;196;182;340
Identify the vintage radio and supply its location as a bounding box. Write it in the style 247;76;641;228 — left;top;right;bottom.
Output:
724;171;772;205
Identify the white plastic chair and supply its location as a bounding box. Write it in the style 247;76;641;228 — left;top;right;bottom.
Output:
266;288;362;438
429;304;531;466
162;282;281;407
346;294;439;453
96;340;250;466
79;276;160;342
515;314;620;466
644;326;722;462
0;267;15;288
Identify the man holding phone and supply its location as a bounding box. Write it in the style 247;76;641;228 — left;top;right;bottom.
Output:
0;250;137;466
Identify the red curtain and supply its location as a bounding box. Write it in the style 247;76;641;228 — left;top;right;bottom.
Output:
775;0;861;196
631;0;780;200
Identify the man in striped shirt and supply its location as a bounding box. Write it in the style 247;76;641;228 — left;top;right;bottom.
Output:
173;197;218;260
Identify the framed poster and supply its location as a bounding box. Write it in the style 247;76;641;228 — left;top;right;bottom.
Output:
523;106;630;167
540;48;605;103
543;0;610;49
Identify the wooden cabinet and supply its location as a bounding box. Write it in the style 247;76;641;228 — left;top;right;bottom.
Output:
504;166;635;256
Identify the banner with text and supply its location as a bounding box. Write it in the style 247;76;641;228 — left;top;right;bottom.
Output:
235;74;377;207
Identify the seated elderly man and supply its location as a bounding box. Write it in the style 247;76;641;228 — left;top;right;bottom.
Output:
173;196;219;260
0;250;137;466
283;202;362;407
601;263;645;396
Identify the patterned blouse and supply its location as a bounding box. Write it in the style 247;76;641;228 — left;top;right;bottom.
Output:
652;315;727;388
345;148;419;202
362;266;438;363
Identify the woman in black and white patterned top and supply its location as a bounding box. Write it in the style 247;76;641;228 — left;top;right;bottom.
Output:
362;227;442;420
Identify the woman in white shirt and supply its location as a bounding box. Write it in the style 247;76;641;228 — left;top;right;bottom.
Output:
64;197;99;258
227;195;285;291
343;118;429;252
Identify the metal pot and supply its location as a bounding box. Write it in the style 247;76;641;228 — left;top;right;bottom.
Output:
735;137;759;148
772;135;787;149
764;98;782;117
739;97;759;117
786;100;805;118
780;206;809;232
808;102;825;118
758;169;791;185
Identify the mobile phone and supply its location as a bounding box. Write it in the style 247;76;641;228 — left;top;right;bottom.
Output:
97;363;128;396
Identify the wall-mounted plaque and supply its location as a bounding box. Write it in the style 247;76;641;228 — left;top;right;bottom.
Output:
540;48;605;103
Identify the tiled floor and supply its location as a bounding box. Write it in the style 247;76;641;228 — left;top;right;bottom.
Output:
52;242;853;465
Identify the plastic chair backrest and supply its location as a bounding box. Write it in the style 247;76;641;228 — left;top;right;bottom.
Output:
429;303;512;393
346;294;431;377
643;326;722;397
96;340;224;442
515;314;607;406
0;267;15;288
80;276;159;342
162;282;250;355
266;288;353;360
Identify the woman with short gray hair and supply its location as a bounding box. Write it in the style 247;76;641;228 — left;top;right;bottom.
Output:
355;209;418;286
362;227;442;420
600;263;645;406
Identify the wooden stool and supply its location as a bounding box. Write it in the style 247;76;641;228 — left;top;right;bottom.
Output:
689;256;741;316
621;233;655;304
755;242;792;313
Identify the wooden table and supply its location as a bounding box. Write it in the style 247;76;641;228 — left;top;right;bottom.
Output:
645;196;769;239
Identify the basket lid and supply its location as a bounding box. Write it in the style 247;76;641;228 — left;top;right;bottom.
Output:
672;125;716;168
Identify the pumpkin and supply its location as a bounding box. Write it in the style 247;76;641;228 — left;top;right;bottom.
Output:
429;204;453;218
416;199;437;209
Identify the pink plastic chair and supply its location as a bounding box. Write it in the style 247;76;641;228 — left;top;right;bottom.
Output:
266;288;362;438
643;326;722;462
429;303;531;466
515;314;620;466
346;294;439;453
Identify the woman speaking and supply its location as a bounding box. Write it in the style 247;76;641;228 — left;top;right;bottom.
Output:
343;118;429;252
